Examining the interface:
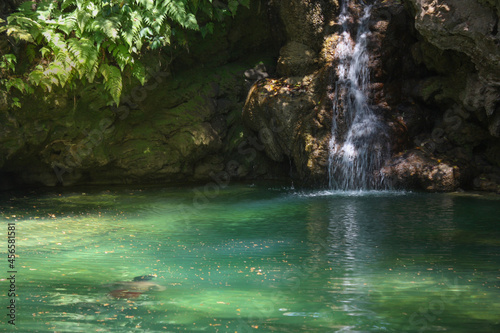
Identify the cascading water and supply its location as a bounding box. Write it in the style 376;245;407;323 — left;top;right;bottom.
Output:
328;0;391;190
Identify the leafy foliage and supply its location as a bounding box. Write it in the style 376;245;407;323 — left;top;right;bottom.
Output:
1;0;250;106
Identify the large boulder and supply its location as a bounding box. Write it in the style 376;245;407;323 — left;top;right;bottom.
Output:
242;75;330;183
382;149;462;191
408;0;500;82
277;41;317;77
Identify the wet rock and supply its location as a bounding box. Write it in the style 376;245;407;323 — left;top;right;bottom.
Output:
242;74;330;183
473;173;500;193
276;41;317;76
382;149;462;192
244;63;269;82
274;0;339;50
395;102;433;140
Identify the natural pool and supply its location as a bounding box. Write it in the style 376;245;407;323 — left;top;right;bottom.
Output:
1;182;499;332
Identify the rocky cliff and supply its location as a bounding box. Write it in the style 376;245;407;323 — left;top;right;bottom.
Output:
0;1;284;189
1;0;499;192
242;0;500;192
385;0;500;192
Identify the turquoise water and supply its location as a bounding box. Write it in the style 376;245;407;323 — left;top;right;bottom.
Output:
1;183;499;332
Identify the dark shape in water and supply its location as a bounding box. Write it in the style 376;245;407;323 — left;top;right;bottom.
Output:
105;274;166;299
133;274;156;282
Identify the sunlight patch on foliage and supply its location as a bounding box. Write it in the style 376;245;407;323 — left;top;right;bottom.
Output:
1;0;250;107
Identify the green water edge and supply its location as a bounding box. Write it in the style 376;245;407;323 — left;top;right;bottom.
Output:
0;182;499;332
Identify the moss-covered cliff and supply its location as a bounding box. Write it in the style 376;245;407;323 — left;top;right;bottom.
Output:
0;1;285;189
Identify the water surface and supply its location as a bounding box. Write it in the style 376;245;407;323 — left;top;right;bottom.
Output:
1;183;499;332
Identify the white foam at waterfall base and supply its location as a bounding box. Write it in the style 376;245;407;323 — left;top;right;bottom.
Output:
328;2;391;191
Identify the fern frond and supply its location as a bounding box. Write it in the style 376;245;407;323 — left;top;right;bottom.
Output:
61;0;78;11
228;0;239;16
39;76;56;92
45;61;71;88
76;9;91;34
28;70;44;86
110;44;133;71
130;61;146;85
163;0;199;30
86;59;100;83
100;64;123;105
92;16;120;40
42;30;68;51
6;25;34;43
239;0;250;8
58;12;78;35
40;47;52;59
7;15;44;42
54;49;71;65
121;10;143;51
67;38;98;78
140;0;155;11
0;18;6;34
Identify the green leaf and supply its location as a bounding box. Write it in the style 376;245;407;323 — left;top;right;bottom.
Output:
45;62;69;87
11;97;21;108
26;44;37;62
61;0;78;11
92;16;120;39
131;61;146;85
0;18;6;34
201;22;214;38
164;0;199;30
7;26;34;42
40;47;51;59
228;0;239;16
110;44;133;71
1;0;243;106
1;54;17;71
6;78;26;93
76;9;91;33
67;37;99;79
239;0;250;8
100;64;123;105
58;13;77;35
28;69;44;86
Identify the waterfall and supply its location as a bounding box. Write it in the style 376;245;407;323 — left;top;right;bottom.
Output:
328;0;391;190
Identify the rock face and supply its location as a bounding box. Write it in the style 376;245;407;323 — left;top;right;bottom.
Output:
243;75;330;184
241;0;500;192
243;0;427;186
397;0;500;192
381;149;462;192
1;0;500;192
0;2;284;189
409;0;500;84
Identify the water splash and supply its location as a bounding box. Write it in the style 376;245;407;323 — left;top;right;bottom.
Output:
328;1;391;190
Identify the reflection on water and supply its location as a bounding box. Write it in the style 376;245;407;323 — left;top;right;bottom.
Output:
0;184;499;332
